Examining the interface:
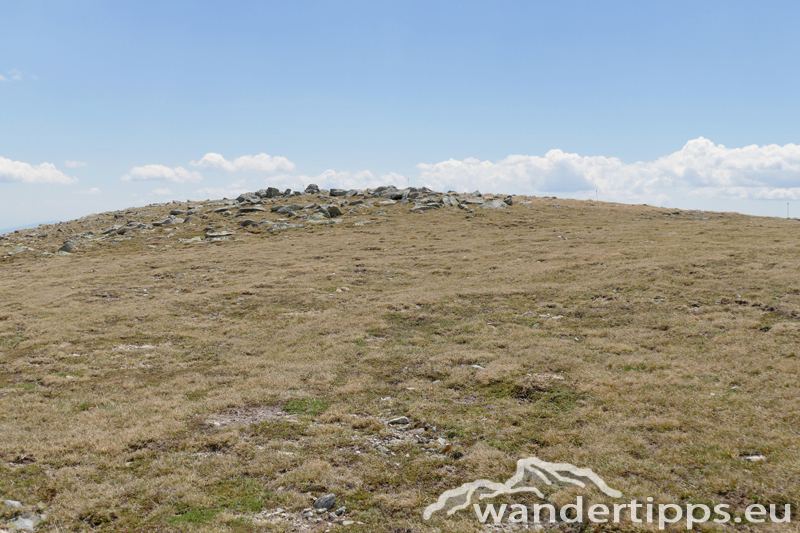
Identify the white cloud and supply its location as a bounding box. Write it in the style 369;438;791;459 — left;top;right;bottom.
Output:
151;188;173;196
121;165;203;183
191;152;296;173
0;156;78;184
1;69;29;82
65;160;87;168
83;187;101;195
295;169;402;191
192;180;250;199
416;138;800;203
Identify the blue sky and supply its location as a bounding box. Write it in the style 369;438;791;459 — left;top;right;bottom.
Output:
3;1;800;230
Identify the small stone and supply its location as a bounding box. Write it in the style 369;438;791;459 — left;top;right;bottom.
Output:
743;454;766;462
330;188;347;196
313;493;336;511
388;416;410;425
3;500;22;508
58;242;78;253
205;230;236;238
333;506;346;516
342;520;355;526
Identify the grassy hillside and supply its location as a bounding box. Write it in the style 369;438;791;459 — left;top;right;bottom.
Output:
1;190;798;532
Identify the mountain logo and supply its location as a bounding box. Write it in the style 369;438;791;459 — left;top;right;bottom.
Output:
423;456;622;520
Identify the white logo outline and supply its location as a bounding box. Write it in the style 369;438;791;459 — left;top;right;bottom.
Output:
423;456;622;520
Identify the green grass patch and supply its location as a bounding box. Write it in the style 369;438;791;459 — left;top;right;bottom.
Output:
1;334;27;349
283;397;329;417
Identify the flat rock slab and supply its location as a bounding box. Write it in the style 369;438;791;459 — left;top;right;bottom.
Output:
267;223;303;231
238;206;267;213
205;230;236;237
478;199;509;209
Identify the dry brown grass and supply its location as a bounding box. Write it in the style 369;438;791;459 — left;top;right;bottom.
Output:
1;195;799;531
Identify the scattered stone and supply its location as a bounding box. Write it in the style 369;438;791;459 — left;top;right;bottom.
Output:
333;506;346;516
304;183;320;194
504;195;513;206
743;454;766;462
3;500;22;508
239;219;257;227
58;242;78;253
313;494;336;511
388;416;410;425
325;205;343;217
330;188;348;196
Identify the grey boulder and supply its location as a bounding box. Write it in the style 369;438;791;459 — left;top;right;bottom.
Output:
313;494;336;511
478;199;509;209
325;205;343;217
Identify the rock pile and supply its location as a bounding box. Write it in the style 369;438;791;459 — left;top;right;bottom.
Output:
1;183;523;259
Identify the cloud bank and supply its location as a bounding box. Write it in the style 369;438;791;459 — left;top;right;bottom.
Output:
0;156;78;184
417;138;800;203
121;165;203;183
191;153;296;173
120;139;800;206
